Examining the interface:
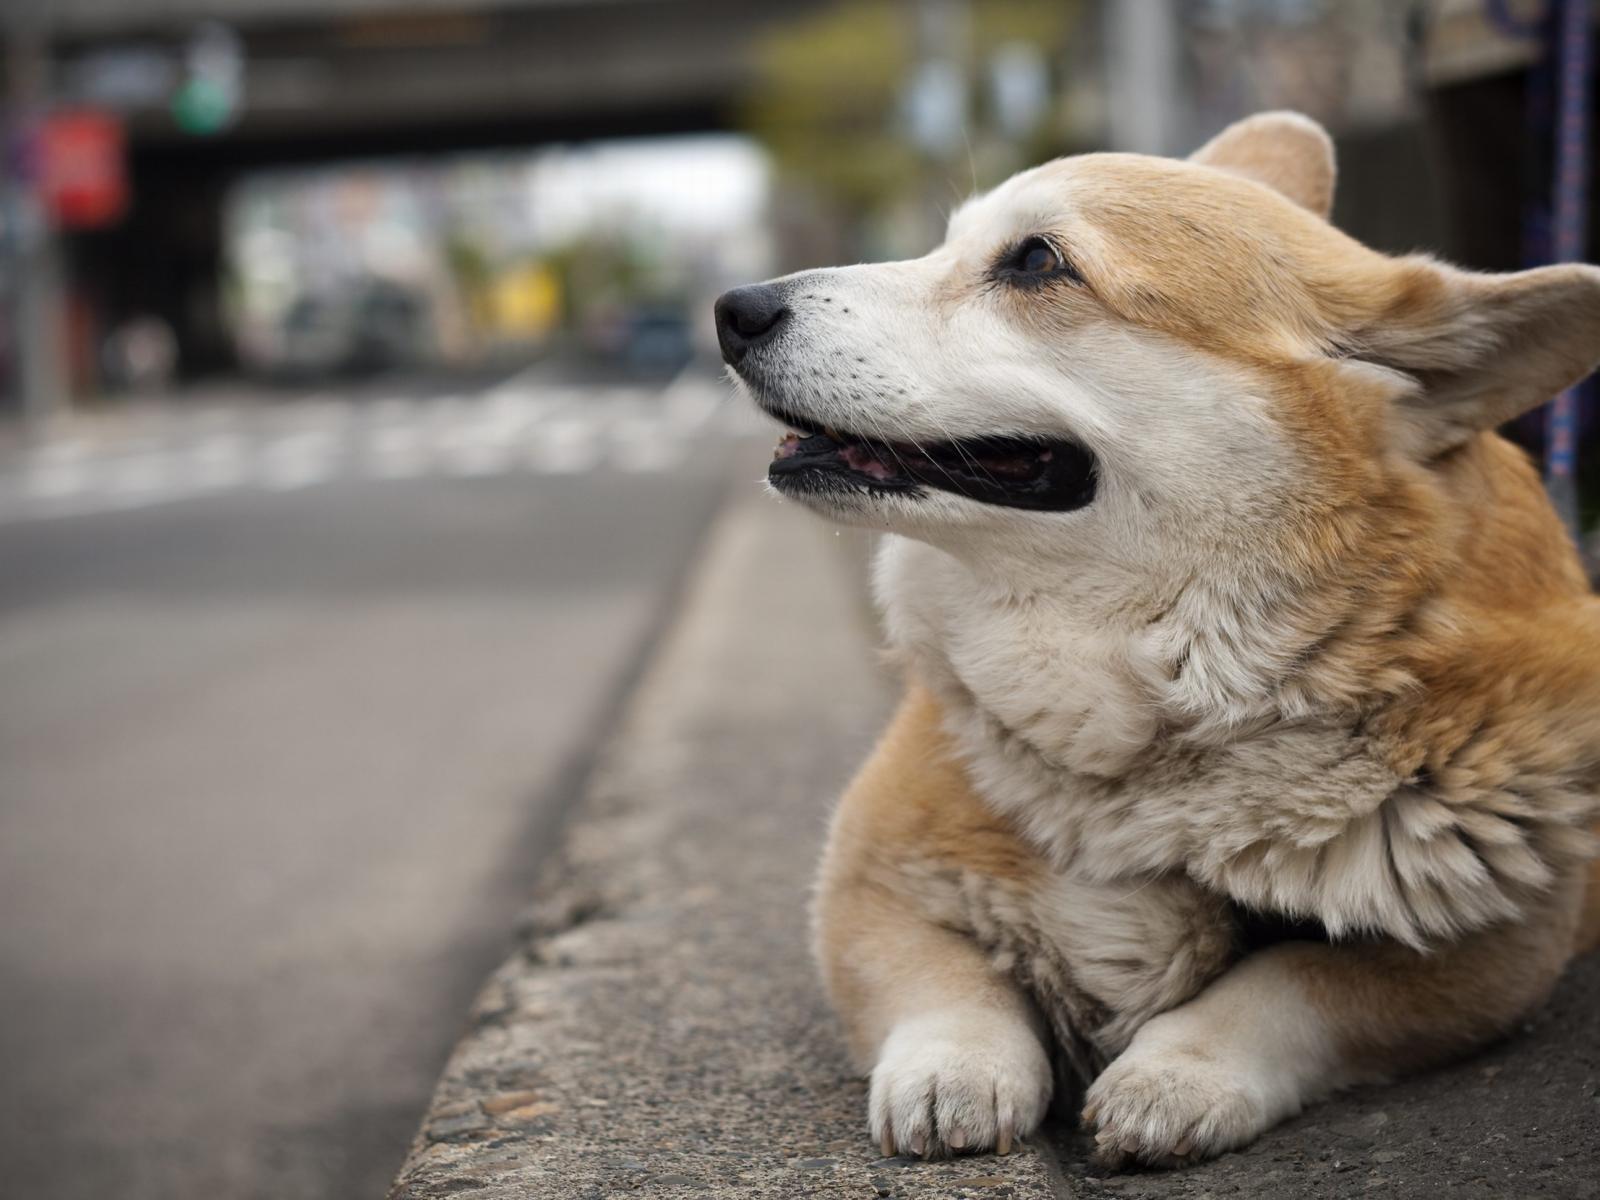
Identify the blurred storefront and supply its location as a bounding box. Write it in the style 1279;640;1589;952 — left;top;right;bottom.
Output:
223;137;772;379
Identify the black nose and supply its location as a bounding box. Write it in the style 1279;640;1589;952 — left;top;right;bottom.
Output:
714;284;789;364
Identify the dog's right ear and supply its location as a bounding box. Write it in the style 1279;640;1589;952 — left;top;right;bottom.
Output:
1354;259;1600;458
1189;111;1336;220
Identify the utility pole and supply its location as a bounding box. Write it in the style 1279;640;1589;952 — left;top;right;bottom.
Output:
1104;0;1182;154
3;7;67;429
905;0;972;248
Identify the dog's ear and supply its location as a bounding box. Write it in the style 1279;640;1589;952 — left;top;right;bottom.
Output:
1355;259;1600;457
1189;111;1335;219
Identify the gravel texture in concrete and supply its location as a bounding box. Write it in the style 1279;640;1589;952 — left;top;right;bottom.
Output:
391;487;1599;1199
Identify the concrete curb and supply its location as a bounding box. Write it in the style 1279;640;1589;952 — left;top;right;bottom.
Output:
387;488;1072;1198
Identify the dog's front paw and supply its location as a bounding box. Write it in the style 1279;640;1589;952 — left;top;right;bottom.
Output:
869;1012;1052;1158
1082;1010;1298;1169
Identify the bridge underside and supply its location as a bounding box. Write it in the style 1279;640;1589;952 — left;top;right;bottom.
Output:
45;0;824;379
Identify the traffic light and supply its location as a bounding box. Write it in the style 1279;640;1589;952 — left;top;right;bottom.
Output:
171;23;243;136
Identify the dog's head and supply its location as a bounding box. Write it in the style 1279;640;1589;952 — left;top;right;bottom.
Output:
718;113;1600;591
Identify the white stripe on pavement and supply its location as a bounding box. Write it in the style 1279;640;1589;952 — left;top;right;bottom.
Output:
0;369;744;521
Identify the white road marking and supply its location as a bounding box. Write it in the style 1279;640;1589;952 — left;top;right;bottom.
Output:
259;430;341;491
105;455;172;500
186;434;249;490
611;436;685;473
663;385;720;429
366;423;433;479
440;435;517;477
527;419;602;474
22;458;88;500
0;368;740;521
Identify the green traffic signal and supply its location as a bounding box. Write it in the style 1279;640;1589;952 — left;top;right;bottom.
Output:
171;77;234;136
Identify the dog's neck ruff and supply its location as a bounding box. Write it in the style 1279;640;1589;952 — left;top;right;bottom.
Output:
876;535;1596;949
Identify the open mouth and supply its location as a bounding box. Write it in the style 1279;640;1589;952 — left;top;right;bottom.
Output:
765;408;1097;512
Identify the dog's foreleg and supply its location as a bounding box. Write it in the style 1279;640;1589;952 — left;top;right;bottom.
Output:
814;687;1054;1158
818;872;1054;1158
1082;867;1586;1167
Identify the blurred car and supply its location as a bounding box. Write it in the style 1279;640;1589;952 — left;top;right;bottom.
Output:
618;306;695;375
268;280;431;379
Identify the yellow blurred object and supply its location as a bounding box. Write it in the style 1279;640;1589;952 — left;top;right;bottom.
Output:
487;263;562;339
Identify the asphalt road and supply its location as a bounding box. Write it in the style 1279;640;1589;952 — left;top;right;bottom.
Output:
0;368;751;1199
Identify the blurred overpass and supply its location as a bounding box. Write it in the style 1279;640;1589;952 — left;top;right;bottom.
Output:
19;0;828;381
48;0;825;163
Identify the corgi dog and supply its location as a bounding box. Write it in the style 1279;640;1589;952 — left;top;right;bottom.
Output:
715;112;1600;1168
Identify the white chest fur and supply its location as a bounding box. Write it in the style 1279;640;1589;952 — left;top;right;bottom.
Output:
875;536;1160;779
872;535;1579;949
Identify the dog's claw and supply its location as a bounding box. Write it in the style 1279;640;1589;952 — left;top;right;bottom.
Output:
879;1130;895;1157
1174;1135;1194;1157
947;1126;969;1151
996;1126;1013;1156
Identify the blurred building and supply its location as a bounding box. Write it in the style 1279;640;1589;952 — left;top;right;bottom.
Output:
745;0;1594;270
1093;0;1597;274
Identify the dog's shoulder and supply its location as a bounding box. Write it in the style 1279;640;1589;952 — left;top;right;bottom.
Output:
822;679;1045;889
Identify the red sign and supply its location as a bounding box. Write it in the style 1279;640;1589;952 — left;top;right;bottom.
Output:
40;111;128;230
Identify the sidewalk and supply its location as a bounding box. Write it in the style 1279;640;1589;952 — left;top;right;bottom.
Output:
389;484;1599;1200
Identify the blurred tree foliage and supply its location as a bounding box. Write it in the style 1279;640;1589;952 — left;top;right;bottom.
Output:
745;0;1079;224
543;230;688;329
745;2;917;216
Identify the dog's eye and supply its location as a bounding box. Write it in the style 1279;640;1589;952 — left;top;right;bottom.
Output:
996;237;1082;286
1019;241;1059;272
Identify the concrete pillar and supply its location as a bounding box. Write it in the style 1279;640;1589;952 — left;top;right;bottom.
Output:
3;12;67;427
1103;0;1183;155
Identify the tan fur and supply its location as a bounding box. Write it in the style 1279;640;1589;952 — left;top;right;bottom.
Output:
1189;111;1337;218
741;113;1600;1166
816;687;1237;1086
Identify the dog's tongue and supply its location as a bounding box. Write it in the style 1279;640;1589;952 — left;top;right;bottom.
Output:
771;431;900;481
840;442;897;480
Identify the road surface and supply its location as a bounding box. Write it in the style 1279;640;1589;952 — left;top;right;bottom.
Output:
0;363;758;1199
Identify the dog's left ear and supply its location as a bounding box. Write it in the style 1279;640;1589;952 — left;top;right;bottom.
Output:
1189;111;1335;219
1357;259;1600;457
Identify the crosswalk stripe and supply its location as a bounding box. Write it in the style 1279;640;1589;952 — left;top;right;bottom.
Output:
258;430;343;491
0;370;745;522
366;424;434;479
22;459;87;500
526;418;602;474
106;455;171;499
185;434;249;490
